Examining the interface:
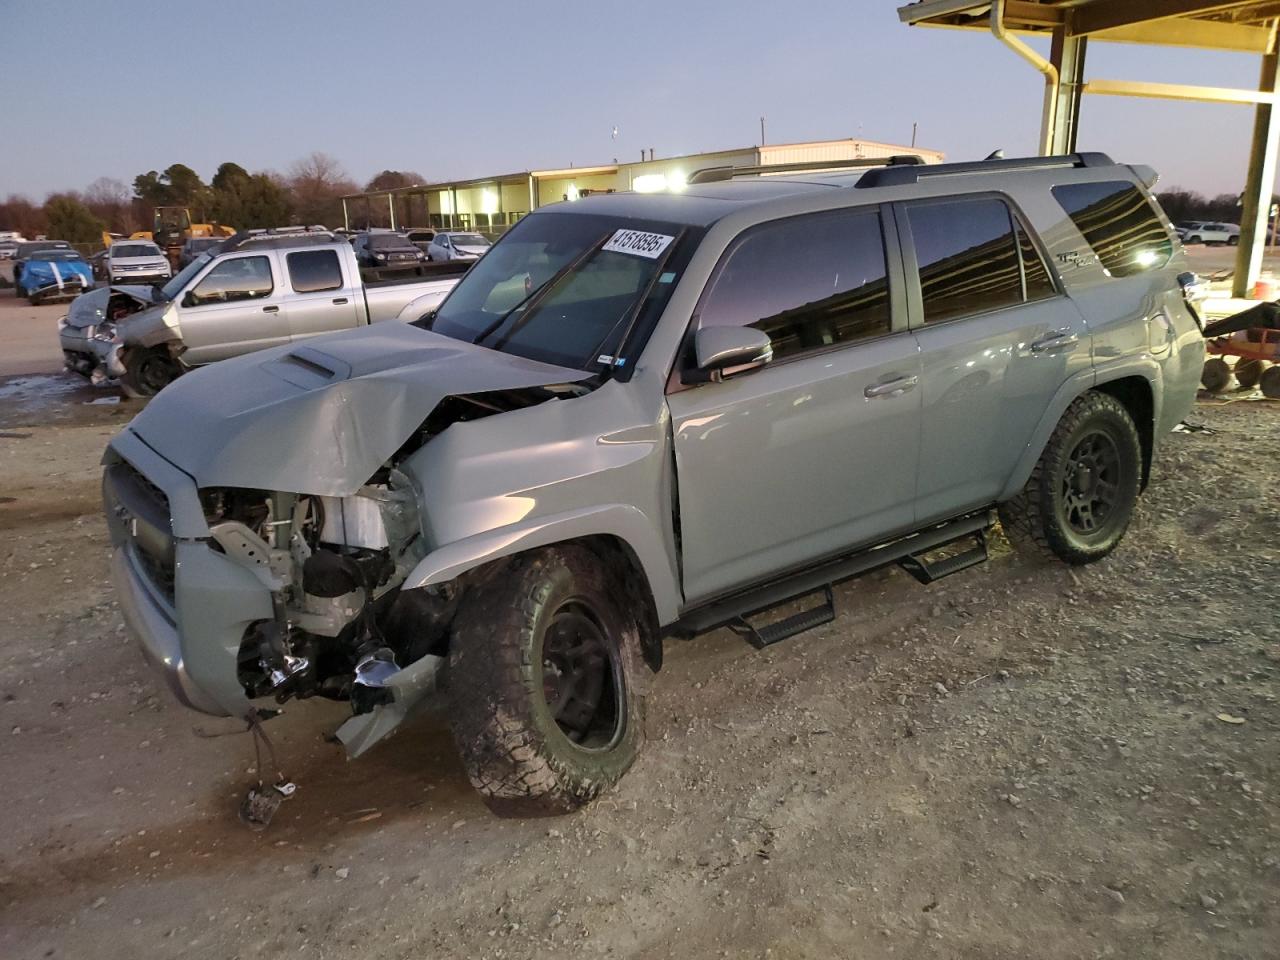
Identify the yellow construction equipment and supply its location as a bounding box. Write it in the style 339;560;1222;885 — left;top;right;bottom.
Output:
104;207;235;268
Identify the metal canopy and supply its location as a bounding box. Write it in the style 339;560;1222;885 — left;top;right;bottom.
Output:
899;0;1280;296
900;1;1280;52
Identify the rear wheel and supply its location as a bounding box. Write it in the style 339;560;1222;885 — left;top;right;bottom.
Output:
121;347;181;399
447;545;647;817
1201;357;1231;393
999;392;1142;565
1228;235;1240;246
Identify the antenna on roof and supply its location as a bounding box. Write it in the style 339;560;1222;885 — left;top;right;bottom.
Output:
985;149;1006;160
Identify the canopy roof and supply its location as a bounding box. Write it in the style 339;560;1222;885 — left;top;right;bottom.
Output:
899;1;1280;53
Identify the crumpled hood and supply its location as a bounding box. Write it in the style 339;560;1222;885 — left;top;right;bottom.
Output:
65;284;158;328
127;322;590;496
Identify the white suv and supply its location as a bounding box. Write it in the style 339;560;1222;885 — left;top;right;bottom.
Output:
1177;221;1239;246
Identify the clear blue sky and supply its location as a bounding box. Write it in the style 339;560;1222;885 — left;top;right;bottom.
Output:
1;0;1271;199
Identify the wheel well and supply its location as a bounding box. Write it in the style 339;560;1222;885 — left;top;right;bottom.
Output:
576;535;664;672
439;535;664;672
1093;376;1154;490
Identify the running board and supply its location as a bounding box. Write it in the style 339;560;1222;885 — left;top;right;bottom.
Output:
732;586;835;649
670;510;996;642
897;530;989;585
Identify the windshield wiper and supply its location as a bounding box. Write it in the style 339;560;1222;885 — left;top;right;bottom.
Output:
469;231;612;348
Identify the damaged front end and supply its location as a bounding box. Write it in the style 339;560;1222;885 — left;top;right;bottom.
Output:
59;285;161;386
106;323;593;755
204;475;457;747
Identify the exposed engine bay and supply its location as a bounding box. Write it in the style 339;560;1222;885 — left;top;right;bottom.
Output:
205;386;587;716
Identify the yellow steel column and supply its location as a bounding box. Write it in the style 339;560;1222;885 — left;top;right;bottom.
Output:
1234;38;1280;298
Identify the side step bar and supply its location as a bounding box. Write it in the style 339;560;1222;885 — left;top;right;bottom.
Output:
670;510;995;644
733;586;835;649
897;530;989;585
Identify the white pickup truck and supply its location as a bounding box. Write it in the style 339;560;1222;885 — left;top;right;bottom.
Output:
59;236;468;396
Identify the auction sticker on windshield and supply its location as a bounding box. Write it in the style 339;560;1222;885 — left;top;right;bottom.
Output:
602;229;674;259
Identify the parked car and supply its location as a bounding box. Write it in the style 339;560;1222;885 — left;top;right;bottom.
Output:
106;240;172;284
0;239;21;260
352;231;423;269
427;230;491;261
12;240;73;296
403;228;436;254
60;237;467;396
1177;221;1239;245
178;237;226;270
17;249;94;303
102;151;1203;820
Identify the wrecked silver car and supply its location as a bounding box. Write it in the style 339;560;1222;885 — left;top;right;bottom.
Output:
105;152;1204;819
59;283;159;384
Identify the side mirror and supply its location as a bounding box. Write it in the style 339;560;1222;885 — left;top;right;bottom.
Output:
682;326;773;384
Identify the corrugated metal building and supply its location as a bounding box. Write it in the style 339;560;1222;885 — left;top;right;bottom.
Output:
341;137;945;233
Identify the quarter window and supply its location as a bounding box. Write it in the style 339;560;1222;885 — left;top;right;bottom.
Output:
189;255;273;305
1051;180;1173;277
907;197;1043;324
288;249;343;293
697;209;891;361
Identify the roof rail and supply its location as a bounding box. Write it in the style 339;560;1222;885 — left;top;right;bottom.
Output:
687;154;926;185
855;151;1115;188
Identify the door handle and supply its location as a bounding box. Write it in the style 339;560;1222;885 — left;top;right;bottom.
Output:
1030;329;1078;352
864;375;918;399
332;298;348;305
262;305;279;314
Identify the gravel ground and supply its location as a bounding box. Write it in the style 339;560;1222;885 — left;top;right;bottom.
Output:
0;381;1276;960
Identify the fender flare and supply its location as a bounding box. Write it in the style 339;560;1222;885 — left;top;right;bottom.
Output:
402;503;684;624
997;358;1163;502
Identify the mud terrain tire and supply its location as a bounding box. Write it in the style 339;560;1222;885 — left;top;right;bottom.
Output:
999;391;1141;565
447;545;647;817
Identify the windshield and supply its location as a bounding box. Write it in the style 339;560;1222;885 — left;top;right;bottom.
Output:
113;243;161;258
368;233;414;249
36;251;82;262
422;212;689;371
450;234;489;247
19;242;68;256
158;251;213;300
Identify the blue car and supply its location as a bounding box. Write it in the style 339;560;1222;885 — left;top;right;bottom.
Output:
15;249;94;304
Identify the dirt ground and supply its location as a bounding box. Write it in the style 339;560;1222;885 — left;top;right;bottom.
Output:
1;348;1277;957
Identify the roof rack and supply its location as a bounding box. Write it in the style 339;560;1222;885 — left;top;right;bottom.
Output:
687;154;926;185
854;151;1115;188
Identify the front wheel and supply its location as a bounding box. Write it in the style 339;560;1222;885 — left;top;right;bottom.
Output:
999;392;1142;565
120;347;181;399
447;545;647;817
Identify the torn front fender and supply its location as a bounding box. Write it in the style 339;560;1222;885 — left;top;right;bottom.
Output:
117;301;183;349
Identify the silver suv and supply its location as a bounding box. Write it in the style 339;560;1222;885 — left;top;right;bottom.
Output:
103;152;1204;818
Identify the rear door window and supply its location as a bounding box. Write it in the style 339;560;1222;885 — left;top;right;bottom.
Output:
697;208;892;360
905;197;1054;324
288;249;343;293
1051;180;1173;277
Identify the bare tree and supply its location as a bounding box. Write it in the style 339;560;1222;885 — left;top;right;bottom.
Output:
83;177;140;234
287;152;359;226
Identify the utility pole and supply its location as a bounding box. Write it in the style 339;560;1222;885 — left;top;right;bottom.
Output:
911;122;918;148
760;115;766;146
